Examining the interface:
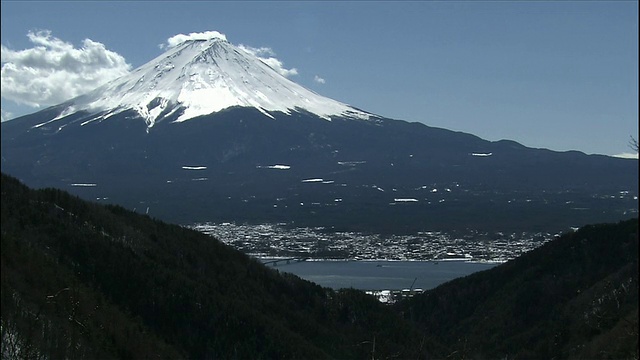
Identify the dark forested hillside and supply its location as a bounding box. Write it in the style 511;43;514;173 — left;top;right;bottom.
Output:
399;217;639;359
1;172;637;359
0;173;429;359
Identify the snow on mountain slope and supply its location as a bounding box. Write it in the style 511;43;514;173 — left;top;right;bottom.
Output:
36;33;374;129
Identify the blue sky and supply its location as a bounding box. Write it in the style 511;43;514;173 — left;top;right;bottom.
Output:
1;1;638;157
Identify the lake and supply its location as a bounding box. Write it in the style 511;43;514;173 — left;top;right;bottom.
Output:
266;260;499;291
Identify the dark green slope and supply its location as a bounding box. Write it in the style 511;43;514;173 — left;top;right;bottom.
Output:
0;173;429;359
400;218;639;359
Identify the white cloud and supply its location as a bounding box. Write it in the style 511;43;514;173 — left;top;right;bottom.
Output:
238;44;298;78
163;31;227;49
314;75;326;84
238;46;275;57
0;108;12;122
1;30;131;109
612;152;639;159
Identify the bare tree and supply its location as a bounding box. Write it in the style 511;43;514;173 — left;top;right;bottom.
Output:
629;136;639;152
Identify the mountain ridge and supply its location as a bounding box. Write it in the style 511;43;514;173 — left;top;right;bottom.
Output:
2;105;637;232
1;32;637;232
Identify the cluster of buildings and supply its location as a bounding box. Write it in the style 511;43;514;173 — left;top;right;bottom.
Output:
191;222;554;263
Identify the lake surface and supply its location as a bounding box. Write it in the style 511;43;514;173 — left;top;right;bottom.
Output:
267;260;498;291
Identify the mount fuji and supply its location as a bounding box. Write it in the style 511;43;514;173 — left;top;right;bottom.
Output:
1;33;637;233
29;34;373;130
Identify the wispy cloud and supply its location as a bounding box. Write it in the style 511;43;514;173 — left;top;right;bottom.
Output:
0;108;12;122
1;30;131;109
314;75;326;84
238;46;275;57
238;44;298;78
162;31;227;49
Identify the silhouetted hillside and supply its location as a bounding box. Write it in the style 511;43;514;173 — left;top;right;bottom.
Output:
400;217;638;359
2;172;637;359
0;173;429;359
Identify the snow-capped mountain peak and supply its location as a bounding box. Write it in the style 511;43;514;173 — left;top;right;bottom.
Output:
42;34;373;129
